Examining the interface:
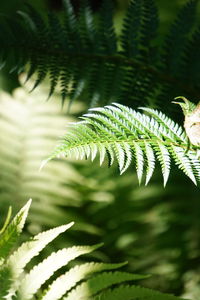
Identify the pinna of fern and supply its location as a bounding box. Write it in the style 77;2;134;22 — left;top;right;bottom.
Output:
46;102;200;186
0;0;200;109
0;200;186;300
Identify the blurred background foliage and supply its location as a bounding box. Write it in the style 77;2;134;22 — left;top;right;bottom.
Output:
0;1;200;300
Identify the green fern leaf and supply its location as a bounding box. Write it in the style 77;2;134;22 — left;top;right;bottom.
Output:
139;107;187;143
63;271;148;300
182;25;200;86
17;243;102;300
0;266;12;299
170;145;197;185
91;285;186;300
0;199;31;261
42;262;129;300
144;141;155;185
121;0;142;57
8;223;74;279
140;0;158;51
0;200;31;299
154;141;170;187
162;0;197;75
47;103;200;185
97;0;116;55
133;141;144;185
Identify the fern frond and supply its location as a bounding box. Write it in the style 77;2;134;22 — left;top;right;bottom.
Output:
0;200;188;300
1;0;200;108
0;266;12;299
0;86;100;236
140;0;158;51
0;201;31;299
42;262;129;300
8;223;74;279
97;1;116;55
162;0;197;76
17;244;102;300
47;103;200;185
63;271;149;300
181;25;200;86
120;0;142;58
91;285;185;300
0;199;31;261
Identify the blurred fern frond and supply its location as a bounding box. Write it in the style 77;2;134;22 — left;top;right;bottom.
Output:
1;0;200;108
0;200;185;300
0;84;101;237
47;102;200;186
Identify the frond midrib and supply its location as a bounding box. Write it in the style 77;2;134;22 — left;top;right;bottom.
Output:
10;43;200;99
61;138;189;152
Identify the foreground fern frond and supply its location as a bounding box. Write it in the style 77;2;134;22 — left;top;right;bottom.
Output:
0;201;186;300
1;0;200;108
47;103;200;186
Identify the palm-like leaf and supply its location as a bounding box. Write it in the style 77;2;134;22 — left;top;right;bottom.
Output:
47;103;200;186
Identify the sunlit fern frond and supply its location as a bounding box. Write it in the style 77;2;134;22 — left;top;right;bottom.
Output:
0;201;185;300
0;84;101;237
0;0;200;109
47;102;200;186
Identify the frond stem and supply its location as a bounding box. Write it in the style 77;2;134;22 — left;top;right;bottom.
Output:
63;139;194;153
15;43;200;99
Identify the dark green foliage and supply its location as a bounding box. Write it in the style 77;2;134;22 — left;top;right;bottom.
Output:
162;0;196;76
0;0;200;110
